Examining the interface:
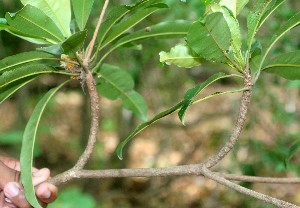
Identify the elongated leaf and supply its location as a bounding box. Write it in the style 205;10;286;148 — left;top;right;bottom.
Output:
159;43;201;68
206;3;242;59
95;20;191;67
263;51;300;80
99;4;167;50
219;0;237;17
0;51;59;73
286;141;300;162
236;0;249;15
178;72;236;124
116;84;245;159
20;0;71;37
72;0;94;31
187;13;232;65
116;101;183;159
21;81;68;208
0;64;57;89
96;64;147;121
246;0;272;51
258;12;300;71
96;5;130;47
5;5;65;44
259;0;286;28
120;91;147;121
0;77;36;104
0;17;48;44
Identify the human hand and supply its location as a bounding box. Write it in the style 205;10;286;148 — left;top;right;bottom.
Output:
0;156;58;208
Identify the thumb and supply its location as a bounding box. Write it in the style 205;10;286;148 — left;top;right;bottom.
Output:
0;160;20;189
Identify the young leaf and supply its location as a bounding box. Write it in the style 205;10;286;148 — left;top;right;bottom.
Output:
38;30;87;56
20;81;68;208
71;0;95;31
94;20;191;68
285;141;300;164
116;101;184;159
61;30;87;57
178;72;236;125
0;51;59;73
99;4;167;50
96;64;147;121
187;13;233;65
159;43;201;68
20;0;71;37
5;5;65;44
262;51;300;80
0;77;35;104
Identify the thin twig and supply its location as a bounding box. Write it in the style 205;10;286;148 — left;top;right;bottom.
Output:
83;0;110;66
204;74;252;168
201;167;299;208
218;173;300;184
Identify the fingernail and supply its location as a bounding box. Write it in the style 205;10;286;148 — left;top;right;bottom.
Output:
4;197;12;203
40;188;51;199
4;183;20;198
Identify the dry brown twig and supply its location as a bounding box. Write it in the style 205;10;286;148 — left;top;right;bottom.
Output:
48;2;300;207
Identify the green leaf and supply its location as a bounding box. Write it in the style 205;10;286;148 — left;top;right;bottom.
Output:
96;64;147;121
187;13;233;65
94;20;191;68
259;0;286;28
178;72;234;125
159;43;201;68
5;5;65;44
0;51;59;73
0;77;36;104
99;3;167;50
61;30;87;57
116;101;183;159
71;0;94;31
246;0;272;51
120;91;147;121
20;81;68;208
263;51;300;80
219;0;237;17
285;141;300;167
20;0;71;37
38;30;87;56
96;6;131;47
116;83;245;159
0;64;57;89
258;12;300;72
206;3;242;62
236;0;249;15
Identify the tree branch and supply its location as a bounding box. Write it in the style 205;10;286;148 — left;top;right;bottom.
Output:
204;74;252;168
73;70;100;170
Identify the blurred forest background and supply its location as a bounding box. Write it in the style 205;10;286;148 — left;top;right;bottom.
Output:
0;0;300;207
